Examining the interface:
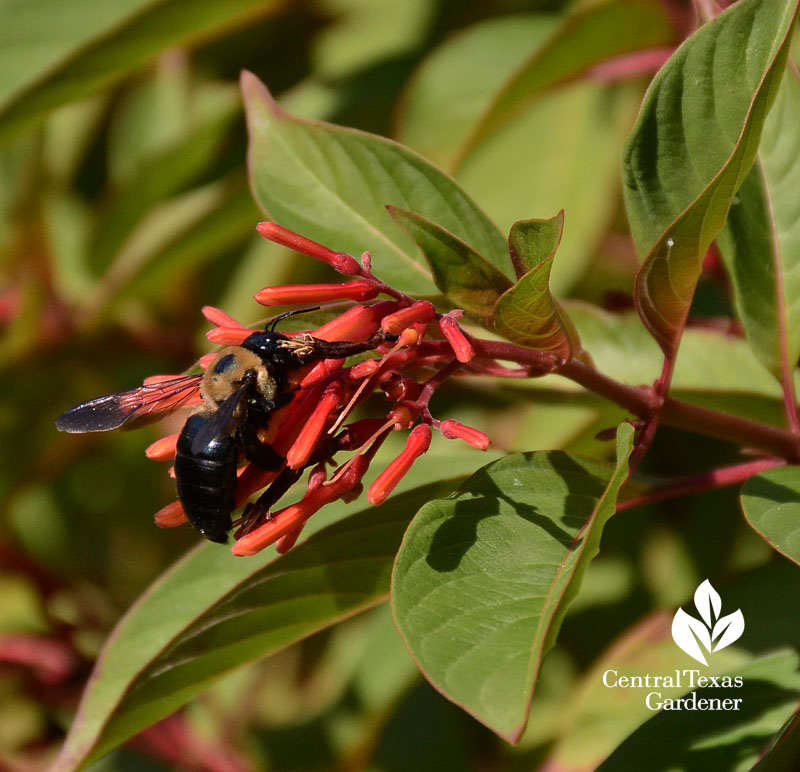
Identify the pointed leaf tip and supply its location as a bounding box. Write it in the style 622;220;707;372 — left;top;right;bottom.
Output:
625;0;800;357
491;214;578;359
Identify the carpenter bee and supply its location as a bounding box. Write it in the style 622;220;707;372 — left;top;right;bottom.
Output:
56;310;389;543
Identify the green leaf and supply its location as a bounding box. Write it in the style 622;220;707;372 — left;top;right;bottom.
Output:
717;68;800;382
457;0;675;165
598;650;800;771
0;0;276;144
386;206;512;320
624;0;799;357
457;81;639;294
491;213;578;360
741;465;800;565
396;14;559;170
392;425;634;741
242;72;510;295
753;709;800;771
51;482;453;772
89;88;240;274
507;212;564;278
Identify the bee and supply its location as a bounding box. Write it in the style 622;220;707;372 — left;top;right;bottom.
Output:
56;310;389;543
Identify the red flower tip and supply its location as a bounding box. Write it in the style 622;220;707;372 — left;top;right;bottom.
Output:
350;359;380;379
255;280;379;306
368;424;432;505
256;222;362;275
198;352;217;369
439;315;475;362
439;419;490;450
145;433;179;461
202;306;246;328
299;358;345;387
206;326;253;345
312;303;383;342
154;500;188;528
286;384;343;469
380;301;435;335
233;456;369;556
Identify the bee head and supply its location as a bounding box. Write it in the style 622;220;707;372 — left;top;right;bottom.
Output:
202;346;277;406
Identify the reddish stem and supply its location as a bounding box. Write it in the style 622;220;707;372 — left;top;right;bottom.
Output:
617;457;785;511
462;342;800;461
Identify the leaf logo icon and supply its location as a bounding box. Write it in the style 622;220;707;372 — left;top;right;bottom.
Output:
671;580;744;666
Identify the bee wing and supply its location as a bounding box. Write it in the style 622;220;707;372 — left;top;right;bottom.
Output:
56;374;203;433
189;382;251;455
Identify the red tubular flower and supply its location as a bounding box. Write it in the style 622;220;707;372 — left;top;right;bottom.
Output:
129;225;495;555
299;358;346;387
439;419;490;451
206;326;253;345
274;466;328;553
256;222;362;275
286;383;343;469
381;301;435;335
349;359;380;380
198;352;217;369
145;434;179;461
439;314;475;362
154;500;188;528
202;306;247;328
255;280;379;306
232;455;369;556
368;423;432;505
312;301;396;342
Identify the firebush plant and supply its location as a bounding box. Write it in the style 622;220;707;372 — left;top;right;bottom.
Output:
3;0;800;769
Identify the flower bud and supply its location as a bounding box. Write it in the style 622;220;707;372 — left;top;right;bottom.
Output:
154;500;188;528
381;301;435;335
256;222;362;275
439;419;489;450
286;384;343;468
145;434;179;461
255;280;379;306
439;315;475;362
206;327;253;345
233;456;369;555
202;306;246;328
312;303;387;342
368;424;432;505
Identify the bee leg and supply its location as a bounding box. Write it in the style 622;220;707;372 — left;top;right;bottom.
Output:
240;466;304;533
239;421;285;470
250;389;294;416
300;330;391;362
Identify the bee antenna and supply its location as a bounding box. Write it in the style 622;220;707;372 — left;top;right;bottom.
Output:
268;306;321;331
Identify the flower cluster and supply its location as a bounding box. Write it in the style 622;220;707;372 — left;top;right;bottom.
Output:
148;223;495;556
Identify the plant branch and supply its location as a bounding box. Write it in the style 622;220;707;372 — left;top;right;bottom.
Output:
617;457;786;511
458;343;800;461
560;358;800;461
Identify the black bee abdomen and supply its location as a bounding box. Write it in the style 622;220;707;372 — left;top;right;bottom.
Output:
175;413;238;543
